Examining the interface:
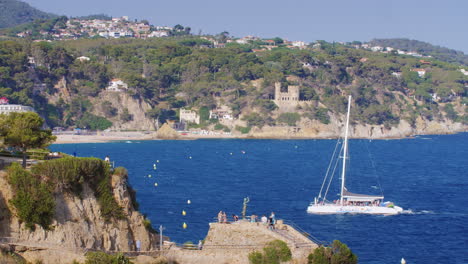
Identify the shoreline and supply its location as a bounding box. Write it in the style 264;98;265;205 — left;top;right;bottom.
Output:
53;130;467;144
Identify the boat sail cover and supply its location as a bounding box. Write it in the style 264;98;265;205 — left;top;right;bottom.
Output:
342;188;383;202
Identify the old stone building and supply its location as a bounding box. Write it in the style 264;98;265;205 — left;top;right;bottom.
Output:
273;82;310;111
179;108;200;124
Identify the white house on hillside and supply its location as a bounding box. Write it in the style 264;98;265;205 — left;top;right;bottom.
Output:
148;31;169;38
77;56;90;62
107;79;128;92
411;69;426;77
292;41;307;48
0;98;35;114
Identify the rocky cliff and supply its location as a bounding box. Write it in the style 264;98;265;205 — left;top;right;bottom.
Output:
245;114;466;139
92;92;156;131
0;166;160;263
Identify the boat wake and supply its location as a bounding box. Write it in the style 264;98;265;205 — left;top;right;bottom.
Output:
401;209;435;215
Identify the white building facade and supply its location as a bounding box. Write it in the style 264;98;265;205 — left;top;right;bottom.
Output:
107;79;128;92
0;104;35;115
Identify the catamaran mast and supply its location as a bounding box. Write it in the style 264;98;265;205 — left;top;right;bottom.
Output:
340;95;352;205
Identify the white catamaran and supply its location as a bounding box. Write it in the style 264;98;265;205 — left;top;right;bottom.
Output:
307;95;403;215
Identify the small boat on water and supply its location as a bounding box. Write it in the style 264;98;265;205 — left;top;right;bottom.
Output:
307;95;403;215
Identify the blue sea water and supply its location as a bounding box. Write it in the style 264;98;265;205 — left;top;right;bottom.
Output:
50;133;468;264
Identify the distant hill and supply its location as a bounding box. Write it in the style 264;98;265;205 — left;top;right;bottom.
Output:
369;38;468;66
73;14;112;21
0;0;56;28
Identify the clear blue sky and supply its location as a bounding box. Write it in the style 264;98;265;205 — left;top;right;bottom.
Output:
25;0;467;53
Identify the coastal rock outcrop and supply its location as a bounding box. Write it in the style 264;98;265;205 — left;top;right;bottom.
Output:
166;221;317;264
93;92;155;131
244;115;466;139
155;123;179;139
0;169;160;264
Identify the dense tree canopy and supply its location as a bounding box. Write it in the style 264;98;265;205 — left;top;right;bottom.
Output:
0;37;466;131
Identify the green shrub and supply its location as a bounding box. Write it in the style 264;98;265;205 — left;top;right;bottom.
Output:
277;112;301;126
248;240;291;264
85;252;132;264
76;113;112;130
214;123;230;131
314;108;331;124
235;125;251;134
31;157;124;221
263;240;292;264
307;240;357;264
7;163;55;231
242;112;267;128
113;167;128;177
444;103;459;121
199;106;210;121
143;217;157;233
248;251;263;264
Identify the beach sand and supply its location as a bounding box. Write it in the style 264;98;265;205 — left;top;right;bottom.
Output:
54;131;239;143
54;132;156;144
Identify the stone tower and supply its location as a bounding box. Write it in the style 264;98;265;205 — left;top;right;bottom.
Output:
274;82;300;102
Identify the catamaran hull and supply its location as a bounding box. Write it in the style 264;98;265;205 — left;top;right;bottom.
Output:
307;205;403;215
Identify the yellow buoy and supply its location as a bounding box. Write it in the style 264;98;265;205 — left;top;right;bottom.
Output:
183;222;187;229
148;174;152;178
187;199;191;204
154;183;158;187
182;210;186;216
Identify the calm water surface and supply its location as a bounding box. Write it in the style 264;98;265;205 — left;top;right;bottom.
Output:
50;133;468;264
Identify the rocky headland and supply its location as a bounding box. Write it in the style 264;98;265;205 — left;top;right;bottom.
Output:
0;159;161;263
0;156;324;264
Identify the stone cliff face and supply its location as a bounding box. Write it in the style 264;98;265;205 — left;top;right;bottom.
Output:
246;114;466;139
92;92;155;131
0;171;160;263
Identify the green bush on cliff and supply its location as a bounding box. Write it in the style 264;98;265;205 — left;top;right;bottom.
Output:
31;157;124;221
85;251;132;264
277;112;301;126
248;240;292;264
76;113;113;130
235;125;251;134
307;240;357;264
7;163;55;231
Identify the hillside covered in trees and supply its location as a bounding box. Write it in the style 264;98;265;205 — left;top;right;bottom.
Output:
0;37;466;134
0;0;56;28
369;38;468;66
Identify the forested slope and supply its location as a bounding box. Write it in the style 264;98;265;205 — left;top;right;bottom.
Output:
0;0;56;28
0;37;466;132
369;38;468;66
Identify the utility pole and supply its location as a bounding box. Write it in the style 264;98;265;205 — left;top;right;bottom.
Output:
159;225;164;251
